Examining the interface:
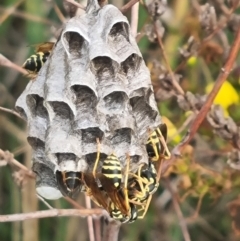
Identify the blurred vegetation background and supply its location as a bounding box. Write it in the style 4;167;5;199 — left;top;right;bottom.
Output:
1;0;240;241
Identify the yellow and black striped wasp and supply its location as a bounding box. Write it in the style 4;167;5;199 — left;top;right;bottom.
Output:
146;123;171;162
56;170;85;198
82;139;138;223
22;42;55;77
127;123;171;218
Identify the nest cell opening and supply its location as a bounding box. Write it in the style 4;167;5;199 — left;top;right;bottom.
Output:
81;127;104;144
111;128;132;146
91;56;117;79
85;152;108;170
27;137;45;150
55;153;77;164
103;91;128;112
109;22;130;43
71;85;97;107
121;54;142;75
26;94;48;119
48;101;74;119
63;31;85;58
130;96;158;125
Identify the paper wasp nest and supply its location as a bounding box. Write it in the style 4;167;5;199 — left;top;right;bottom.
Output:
16;0;162;199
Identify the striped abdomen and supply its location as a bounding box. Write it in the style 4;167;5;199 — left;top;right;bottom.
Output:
101;154;122;188
23;51;50;73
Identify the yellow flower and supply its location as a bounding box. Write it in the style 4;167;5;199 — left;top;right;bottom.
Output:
205;81;239;116
187;56;197;66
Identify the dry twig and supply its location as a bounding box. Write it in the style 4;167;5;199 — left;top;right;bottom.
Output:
181;26;240;147
0;106;25;120
162;26;240;174
64;0;86;10
0;209;105;222
102;219;121;241
154;22;185;96
130;1;139;37
86;195;95;241
165;179;191;241
121;0;139;13
0;54;28;75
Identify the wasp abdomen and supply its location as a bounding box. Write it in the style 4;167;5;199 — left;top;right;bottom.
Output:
23;51;50;73
56;171;83;198
101;154;122;188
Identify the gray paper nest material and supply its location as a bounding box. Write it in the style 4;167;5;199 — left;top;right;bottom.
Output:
16;2;162;199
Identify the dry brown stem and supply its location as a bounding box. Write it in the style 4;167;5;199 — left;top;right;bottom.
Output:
162;26;240;174
130;1;139;37
64;0;85;10
0;6;57;26
0;149;35;178
0;106;25;120
181;26;240;147
154;22;185;96
174;4;238;73
121;0;139;13
0;54;28;75
86;195;95;241
102;219;121;241
0;209;105;222
0;0;25;24
165;179;191;241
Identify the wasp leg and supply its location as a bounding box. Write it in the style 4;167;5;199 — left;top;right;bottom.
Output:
156;128;171;159
156;156;164;184
123;154;131;214
129;199;146;209
128;167;149;200
137;195;153;219
93;138;101;178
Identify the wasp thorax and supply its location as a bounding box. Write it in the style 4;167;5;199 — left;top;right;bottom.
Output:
56;171;84;198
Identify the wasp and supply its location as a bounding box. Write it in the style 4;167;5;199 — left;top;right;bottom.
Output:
56;171;85;198
146;123;171;161
126;123;171;218
82;139;138;223
22;42;55;76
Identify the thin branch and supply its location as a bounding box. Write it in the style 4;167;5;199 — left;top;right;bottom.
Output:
180;26;240;148
0;6;57;26
63;196;85;209
0;54;28;75
154;22;185;96
53;3;66;23
0;208;105;222
174;4;238;74
37;195;54;209
94;218;102;241
0;0;25;24
164;179;191;241
130;1;139;37
103;219;121;241
121;0;139;13
0;106;25;120
0;149;35;178
64;0;86;10
86;195;95;241
162;26;240;174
